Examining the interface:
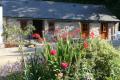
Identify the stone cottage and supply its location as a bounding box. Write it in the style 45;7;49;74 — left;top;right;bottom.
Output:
1;0;120;46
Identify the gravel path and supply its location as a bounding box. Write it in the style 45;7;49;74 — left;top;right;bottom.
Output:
0;47;37;79
0;47;35;66
0;48;21;66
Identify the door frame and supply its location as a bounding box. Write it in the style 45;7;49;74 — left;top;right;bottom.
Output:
81;22;90;38
100;22;108;39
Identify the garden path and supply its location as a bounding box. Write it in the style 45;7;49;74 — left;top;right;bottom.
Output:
0;47;35;66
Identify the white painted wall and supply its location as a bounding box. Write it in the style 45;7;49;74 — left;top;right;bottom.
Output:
0;6;3;46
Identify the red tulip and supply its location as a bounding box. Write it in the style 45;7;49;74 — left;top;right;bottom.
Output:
90;32;95;39
50;49;57;55
84;41;89;48
82;34;86;39
61;62;69;69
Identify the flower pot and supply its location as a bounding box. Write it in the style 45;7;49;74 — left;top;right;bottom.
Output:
5;43;17;48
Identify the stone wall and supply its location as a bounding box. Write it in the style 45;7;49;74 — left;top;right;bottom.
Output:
55;21;81;38
3;18;33;27
115;23;119;32
44;20;49;31
108;23;114;40
89;22;119;40
55;21;80;29
43;21;81;41
2;18;119;42
3;18;33;45
108;22;119;40
89;22;100;37
3;18;20;46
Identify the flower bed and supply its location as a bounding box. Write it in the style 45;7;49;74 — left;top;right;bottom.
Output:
23;34;120;80
5;32;120;80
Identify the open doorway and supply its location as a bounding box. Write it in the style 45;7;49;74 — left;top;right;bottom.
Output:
33;20;44;38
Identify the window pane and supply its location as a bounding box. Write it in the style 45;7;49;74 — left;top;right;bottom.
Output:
48;21;55;32
20;20;27;30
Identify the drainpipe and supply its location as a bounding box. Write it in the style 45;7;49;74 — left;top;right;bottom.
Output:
0;5;3;48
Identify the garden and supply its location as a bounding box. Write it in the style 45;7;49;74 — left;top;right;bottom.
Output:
1;25;120;80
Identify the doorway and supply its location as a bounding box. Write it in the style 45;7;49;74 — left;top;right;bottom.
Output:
81;23;89;38
33;20;44;37
100;23;108;39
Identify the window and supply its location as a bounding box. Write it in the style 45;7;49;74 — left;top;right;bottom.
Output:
100;23;108;39
101;23;107;32
48;21;55;32
20;20;27;30
81;23;89;32
81;22;89;38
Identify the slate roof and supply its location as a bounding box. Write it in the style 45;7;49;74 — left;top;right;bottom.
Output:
2;0;120;22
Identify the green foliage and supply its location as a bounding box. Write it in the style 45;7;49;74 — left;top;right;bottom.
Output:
24;54;49;80
6;72;23;80
23;37;120;80
89;39;120;80
2;24;35;45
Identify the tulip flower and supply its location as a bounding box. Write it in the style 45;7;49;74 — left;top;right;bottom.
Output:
90;32;95;39
84;41;89;48
50;49;57;55
61;62;69;69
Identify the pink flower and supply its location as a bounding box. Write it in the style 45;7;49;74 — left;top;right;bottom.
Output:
84;41;89;48
90;32;95;39
50;49;57;55
61;62;69;69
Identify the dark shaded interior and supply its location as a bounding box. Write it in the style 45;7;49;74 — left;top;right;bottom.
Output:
33;20;44;37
